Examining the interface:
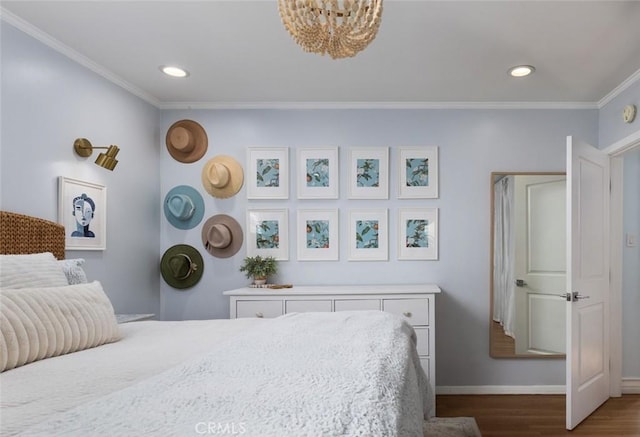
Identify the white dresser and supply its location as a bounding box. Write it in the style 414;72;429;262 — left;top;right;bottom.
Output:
223;284;440;415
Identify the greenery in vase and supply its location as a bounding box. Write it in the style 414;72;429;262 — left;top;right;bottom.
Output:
239;255;278;280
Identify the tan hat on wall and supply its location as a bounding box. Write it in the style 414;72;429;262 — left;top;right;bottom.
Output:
166;119;208;163
201;155;244;198
201;214;243;258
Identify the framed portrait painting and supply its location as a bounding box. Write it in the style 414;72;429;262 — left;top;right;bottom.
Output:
296;209;339;261
247;147;289;199
398;208;438;260
347;208;388;261
58;176;107;250
348;147;389;199
297;147;339;199
398;146;439;199
246;209;289;260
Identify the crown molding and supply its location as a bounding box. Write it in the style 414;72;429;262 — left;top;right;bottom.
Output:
598;67;640;109
1;8;161;108
159;101;598;110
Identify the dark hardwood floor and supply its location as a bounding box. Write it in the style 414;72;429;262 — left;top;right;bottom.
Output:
436;394;640;436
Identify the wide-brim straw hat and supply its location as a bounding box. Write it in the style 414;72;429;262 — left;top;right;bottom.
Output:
201;155;244;198
166;119;208;163
160;244;204;289
201;214;243;258
163;185;205;230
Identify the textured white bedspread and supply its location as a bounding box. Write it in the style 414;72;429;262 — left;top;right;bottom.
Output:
3;311;429;437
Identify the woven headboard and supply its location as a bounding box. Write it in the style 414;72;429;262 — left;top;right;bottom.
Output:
0;211;66;259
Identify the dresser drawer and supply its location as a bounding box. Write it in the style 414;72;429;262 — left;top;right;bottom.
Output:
236;300;283;318
414;327;430;356
285;300;332;313
334;299;381;312
383;298;429;325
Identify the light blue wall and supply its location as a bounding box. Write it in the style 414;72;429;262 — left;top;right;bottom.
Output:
160;108;598;385
0;22;161;315
622;148;640;379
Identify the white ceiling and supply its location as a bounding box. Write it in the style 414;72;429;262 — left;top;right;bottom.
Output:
3;0;640;108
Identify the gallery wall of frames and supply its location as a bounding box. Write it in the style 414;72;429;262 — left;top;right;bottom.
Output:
245;146;440;263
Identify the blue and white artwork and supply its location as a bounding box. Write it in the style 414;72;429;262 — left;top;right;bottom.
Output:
256;158;280;187
405;158;429;187
256;220;280;249
355;220;379;249
305;220;330;248
356;158;380;187
306;158;330;187
405;219;429;248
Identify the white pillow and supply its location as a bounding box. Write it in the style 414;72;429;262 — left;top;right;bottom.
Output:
0;281;120;372
58;258;88;285
0;252;69;289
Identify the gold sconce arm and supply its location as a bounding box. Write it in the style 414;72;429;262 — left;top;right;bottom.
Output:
73;138;120;171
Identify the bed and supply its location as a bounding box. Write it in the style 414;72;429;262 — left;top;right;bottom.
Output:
0;211;431;436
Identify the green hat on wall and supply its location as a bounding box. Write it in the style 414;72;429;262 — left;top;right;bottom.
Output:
160;244;204;290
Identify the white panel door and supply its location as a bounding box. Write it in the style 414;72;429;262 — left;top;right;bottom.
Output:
566;136;610;430
513;175;566;354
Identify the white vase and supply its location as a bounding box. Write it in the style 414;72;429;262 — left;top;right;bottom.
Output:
253;277;267;286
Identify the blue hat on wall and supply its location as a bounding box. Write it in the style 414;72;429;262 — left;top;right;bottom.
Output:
163;185;205;230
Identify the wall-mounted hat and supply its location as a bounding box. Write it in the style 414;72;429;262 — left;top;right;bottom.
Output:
166;119;208;163
201;214;243;258
201;155;244;199
163;185;205;230
160;244;204;289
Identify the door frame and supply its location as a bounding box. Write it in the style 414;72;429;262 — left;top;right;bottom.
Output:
603;129;640;397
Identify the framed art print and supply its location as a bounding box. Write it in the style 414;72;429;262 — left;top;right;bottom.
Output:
296;209;339;261
247;209;289;260
348;147;389;199
247;147;289;199
58;176;107;250
398;146;439;198
398;208;438;260
347;208;388;261
297;147;339;199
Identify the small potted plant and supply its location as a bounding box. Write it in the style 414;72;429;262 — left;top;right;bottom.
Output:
239;255;278;285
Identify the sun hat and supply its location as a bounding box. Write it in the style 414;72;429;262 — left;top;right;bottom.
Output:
166;119;208;163
201;214;243;258
163;185;205;230
160;244;204;289
201;155;244;198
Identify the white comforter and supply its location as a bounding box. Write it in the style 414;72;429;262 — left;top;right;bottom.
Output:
4;311;429;437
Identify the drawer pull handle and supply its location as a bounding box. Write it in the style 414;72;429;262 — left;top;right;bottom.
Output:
255;312;264;318
403;311;412;318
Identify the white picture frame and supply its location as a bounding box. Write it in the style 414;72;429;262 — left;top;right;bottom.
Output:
247;147;289;199
58;176;107;251
398;146;439;199
296;209;339;261
398;208;438;260
348;147;389;199
246;209;289;260
347;208;388;261
297;147;339;199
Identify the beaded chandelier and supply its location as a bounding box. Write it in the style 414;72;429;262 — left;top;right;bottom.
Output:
278;0;383;59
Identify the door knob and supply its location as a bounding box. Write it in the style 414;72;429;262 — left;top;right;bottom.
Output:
515;279;527;287
571;292;590;302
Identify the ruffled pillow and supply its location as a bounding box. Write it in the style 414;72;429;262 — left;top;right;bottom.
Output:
0;281;120;372
0;252;68;289
58;258;88;285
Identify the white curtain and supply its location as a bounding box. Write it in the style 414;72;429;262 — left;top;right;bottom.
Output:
493;176;516;338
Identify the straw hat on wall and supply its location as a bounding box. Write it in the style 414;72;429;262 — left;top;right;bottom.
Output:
201;155;244;198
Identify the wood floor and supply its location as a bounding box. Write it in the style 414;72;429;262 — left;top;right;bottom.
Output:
436;394;640;436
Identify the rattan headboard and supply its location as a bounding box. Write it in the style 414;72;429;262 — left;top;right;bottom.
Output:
0;211;66;259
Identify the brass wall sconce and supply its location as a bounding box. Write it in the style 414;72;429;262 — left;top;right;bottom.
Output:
73;138;120;170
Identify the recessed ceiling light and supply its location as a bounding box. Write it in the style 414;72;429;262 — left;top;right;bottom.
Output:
160;66;189;78
508;65;535;78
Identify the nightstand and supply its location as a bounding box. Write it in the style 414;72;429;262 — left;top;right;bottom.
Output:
115;313;155;323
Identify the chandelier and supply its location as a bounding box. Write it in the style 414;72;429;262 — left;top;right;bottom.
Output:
278;0;383;59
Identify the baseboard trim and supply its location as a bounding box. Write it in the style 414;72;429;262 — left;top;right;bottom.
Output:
622;378;640;394
436;385;565;395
